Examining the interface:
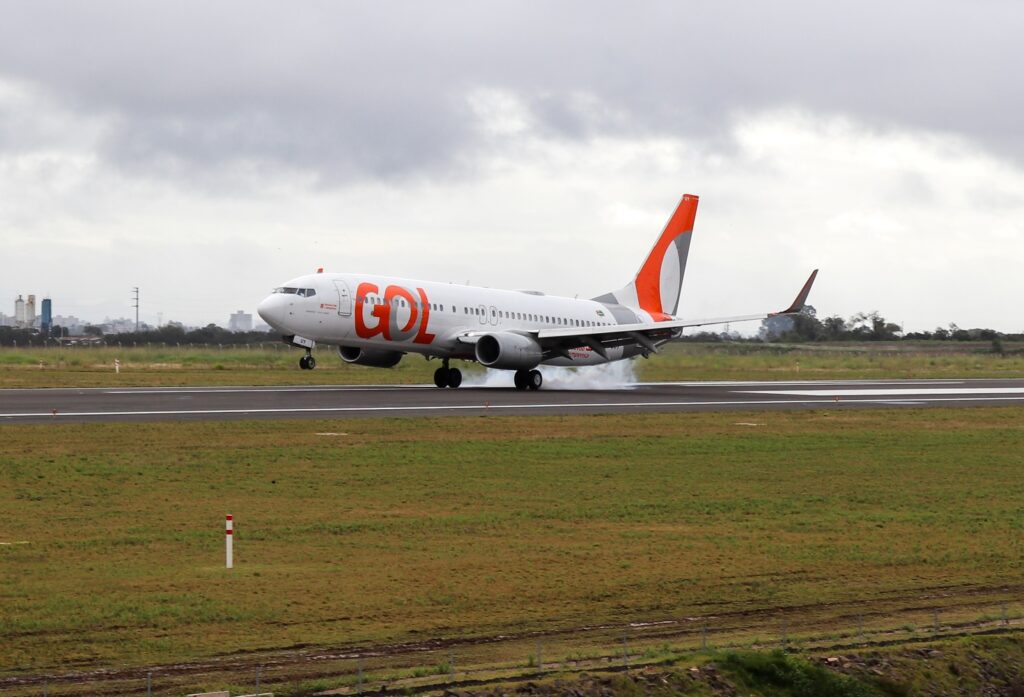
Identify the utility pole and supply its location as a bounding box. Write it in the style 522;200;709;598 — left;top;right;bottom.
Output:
132;287;140;331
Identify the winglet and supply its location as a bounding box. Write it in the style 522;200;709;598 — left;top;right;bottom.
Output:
771;269;818;316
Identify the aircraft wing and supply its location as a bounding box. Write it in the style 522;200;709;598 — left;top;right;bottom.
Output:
534;269;819;358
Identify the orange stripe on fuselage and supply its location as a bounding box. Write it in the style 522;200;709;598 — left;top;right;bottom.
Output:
634;194;698;315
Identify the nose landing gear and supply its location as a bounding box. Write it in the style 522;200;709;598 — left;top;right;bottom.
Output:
433;359;463;388
285;335;317;370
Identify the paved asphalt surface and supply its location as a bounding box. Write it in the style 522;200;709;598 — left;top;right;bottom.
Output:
3;379;1024;424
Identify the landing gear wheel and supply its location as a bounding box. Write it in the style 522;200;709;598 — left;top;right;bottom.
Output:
513;370;529;391
527;369;542;391
299;354;313;370
447;368;463;388
434;367;449;388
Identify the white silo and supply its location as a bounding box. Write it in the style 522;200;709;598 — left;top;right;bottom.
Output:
14;295;25;326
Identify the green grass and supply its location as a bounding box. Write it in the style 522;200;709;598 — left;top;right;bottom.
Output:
550;635;1024;696
3;408;1024;675
2;341;1023;387
716;651;881;696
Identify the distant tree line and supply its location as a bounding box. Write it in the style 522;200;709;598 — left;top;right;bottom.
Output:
679;305;1023;346
752;306;1023;343
0;324;278;347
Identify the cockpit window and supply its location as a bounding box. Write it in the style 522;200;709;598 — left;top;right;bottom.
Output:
273;287;315;296
274;287;299;294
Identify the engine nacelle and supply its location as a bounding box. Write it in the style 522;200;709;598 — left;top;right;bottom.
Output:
338;345;404;368
474;332;543;370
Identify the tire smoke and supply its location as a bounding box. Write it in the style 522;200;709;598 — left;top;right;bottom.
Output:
461;359;639;390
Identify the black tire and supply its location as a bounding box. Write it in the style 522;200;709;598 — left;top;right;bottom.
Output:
513;370;529;391
306;355;316;370
299;355;309;370
528;369;542;390
448;368;463;388
433;367;449;388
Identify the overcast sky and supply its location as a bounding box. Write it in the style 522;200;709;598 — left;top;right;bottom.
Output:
1;1;1022;332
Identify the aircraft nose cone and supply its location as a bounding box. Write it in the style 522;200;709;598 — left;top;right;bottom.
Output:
257;295;284;329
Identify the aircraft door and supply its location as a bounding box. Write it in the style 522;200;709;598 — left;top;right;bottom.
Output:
477;304;487;325
334;280;352;317
489;305;499;326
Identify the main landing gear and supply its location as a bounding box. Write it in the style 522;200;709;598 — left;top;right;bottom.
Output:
299;351;316;370
433;359;463;388
513;369;543;391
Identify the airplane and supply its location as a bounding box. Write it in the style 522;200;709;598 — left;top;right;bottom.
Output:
256;194;817;390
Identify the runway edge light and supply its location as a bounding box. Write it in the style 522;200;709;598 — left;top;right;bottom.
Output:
226;514;233;569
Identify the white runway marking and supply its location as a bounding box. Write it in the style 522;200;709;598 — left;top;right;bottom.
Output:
647;380;966;387
744;387;1024;397
103;386;433;394
4;394;1024;420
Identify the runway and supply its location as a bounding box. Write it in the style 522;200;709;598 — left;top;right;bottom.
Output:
3;378;1024;424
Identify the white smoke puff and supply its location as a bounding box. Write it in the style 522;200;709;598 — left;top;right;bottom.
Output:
461;359;638;390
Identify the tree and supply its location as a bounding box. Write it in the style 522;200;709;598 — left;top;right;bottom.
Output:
822;315;848;340
757;305;823;342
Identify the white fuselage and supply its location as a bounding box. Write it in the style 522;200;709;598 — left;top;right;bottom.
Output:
257;272;653;366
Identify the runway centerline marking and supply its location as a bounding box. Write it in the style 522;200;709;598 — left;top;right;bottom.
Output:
103;386;435;394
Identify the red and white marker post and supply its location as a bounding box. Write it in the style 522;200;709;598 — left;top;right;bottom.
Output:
225;514;234;569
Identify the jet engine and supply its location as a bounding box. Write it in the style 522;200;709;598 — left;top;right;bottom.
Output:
474;332;543;370
338;345;404;368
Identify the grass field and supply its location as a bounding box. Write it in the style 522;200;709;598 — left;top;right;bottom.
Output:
3;407;1024;685
2;340;1024;387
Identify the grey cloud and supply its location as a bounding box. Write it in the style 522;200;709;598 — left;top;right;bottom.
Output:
0;0;1021;186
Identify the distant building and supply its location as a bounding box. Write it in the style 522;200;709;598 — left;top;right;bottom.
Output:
14;295;25;326
25;295;35;328
229;310;253;333
100;317;153;334
53;315;85;335
41;298;52;333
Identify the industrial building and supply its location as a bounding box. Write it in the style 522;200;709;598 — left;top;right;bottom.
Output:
7;294;52;330
228;310;253;333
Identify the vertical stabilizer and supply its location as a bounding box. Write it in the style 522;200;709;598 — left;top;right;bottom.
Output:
593;194;698;317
